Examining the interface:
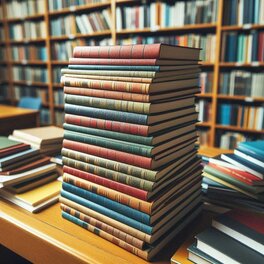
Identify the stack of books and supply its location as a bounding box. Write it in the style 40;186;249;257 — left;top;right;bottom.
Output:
9;126;64;155
60;43;202;260
188;210;264;263
202;140;264;213
0;136;60;212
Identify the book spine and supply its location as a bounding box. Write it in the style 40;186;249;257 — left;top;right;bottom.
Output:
63;139;153;169
62;157;154;192
64;94;151;114
62;76;150;94
64;86;150;102
61;204;145;249
61;148;157;182
73;44;161;59
69;57;158;66
63;173;152;214
65;114;149;136
64;130;153;157
65;104;148;125
61;190;153;234
61;211;148;260
63;166;148;201
62;182;150;224
63;123;153;146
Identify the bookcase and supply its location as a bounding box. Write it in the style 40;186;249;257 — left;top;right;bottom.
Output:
0;0;263;149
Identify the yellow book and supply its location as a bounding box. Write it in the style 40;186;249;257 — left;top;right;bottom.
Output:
0;180;61;213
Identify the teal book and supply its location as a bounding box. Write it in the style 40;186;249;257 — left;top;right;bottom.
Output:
62;182;150;224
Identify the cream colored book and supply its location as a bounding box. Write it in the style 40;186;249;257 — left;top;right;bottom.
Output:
12;126;64;146
0;180;62;213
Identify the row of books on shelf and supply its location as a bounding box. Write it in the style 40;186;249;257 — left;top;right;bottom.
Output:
9;21;46;41
222;31;264;63
50;9;111;36
116;0;217;31
0;47;6;61
54;89;64;105
11;45;47;62
196;100;212;123
218;103;264;130
0;85;8;101
200;72;213;94
219;70;264;97
12;66;48;83
0;66;7;82
5;0;46;19
51;38;112;61
48;0;108;12
117;34;216;63
13;86;48;105
223;0;264;25
0;27;4;40
197;130;211;147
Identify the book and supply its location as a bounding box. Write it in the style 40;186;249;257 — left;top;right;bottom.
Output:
187;243;221;264
195;227;264;263
62;75;199;94
0;180;61;213
0;156;51;176
64;107;197;135
64;94;195;115
212;210;264;255
0;148;39;169
0;163;56;188
69;57;199;66
0;136;26;150
221;154;264;179
238;140;264;158
0;142;30;158
234;149;264;168
73;44;200;60
12;126;64;146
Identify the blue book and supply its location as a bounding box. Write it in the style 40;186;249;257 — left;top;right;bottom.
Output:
60;189;153;234
221;153;264;179
238;141;264;158
219;104;231;125
0;148;39;168
254;0;260;23
62;182;151;225
234;148;264;168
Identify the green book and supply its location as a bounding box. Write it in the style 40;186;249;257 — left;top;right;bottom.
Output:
0;137;21;150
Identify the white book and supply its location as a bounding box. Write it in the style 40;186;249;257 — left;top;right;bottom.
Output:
256;108;264;130
247;34;253;63
139;6;144;29
76;15;87;34
238;0;244;25
102;9;112;30
116;7;122;31
80;14;93;34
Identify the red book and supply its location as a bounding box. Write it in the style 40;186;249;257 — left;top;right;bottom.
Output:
208;162;263;186
63;139;152;169
73;43;200;60
63;166;148;200
0;143;30;158
65;114;149;136
69;58;198;66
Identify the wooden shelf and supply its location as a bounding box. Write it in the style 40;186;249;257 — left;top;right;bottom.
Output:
13;81;49;87
11;60;47;66
6;13;45;23
217;95;264;102
215;125;264;134
48;2;111;17
196;93;213;98
221;24;264;31
117;23;216;35
49;30;112;41
51;61;69;65
219;62;264;67
196;122;212;127
9;38;46;44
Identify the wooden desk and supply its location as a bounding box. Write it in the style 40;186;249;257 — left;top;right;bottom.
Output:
0;147;227;263
0;105;39;136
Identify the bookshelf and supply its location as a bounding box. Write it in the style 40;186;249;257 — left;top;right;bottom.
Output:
0;0;263;148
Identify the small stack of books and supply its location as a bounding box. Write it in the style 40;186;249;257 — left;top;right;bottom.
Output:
60;43;203;260
188;210;264;263
0;136;60;212
9;126;64;155
202;140;264;213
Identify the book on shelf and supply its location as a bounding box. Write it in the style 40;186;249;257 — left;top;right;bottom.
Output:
196;99;212;123
219;70;264;97
11;45;47;62
12;66;48;83
223;0;264;25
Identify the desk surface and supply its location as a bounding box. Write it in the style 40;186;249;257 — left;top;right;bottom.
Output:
0;147;230;264
0;104;38;119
